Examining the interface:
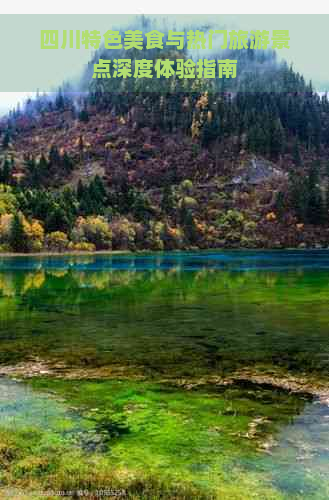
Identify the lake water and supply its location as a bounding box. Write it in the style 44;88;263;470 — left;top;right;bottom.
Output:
1;250;329;498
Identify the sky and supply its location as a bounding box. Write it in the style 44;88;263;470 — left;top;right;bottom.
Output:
0;93;37;116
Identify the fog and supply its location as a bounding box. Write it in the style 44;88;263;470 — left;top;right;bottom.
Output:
0;14;327;115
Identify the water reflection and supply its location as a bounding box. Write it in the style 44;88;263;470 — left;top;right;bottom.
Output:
0;260;329;378
2;249;329;272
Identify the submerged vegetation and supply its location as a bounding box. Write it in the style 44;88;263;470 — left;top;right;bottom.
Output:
1;252;329;498
1;376;327;500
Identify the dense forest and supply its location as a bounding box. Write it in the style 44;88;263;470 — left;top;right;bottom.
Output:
1;42;329;252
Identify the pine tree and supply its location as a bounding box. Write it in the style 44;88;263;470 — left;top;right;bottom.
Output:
45;206;70;233
62;152;74;173
9;214;27;252
77;180;85;200
274;191;286;219
2;131;10;149
270;118;285;159
325;181;329;218
49;145;61;167
161;185;175;214
55;89;65;110
79;108;89;123
79;189;95;215
293;139;301;167
132;191;153;221
39;154;49;177
180;202;198;245
306;162;325;225
0;158;11;184
288;170;308;222
92;175;107;200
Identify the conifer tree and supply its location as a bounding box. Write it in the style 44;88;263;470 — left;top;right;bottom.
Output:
0;158;11;184
9;214;27;252
161;185;175;215
293;139;301;167
306;161;325;225
180;201;198;244
2;131;10;149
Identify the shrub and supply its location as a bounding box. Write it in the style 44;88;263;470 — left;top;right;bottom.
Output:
178;196;198;211
218;209;245;230
0;213;13;244
71;216;112;250
0;184;17;215
145;221;165;250
23;218;45;251
180;179;193;195
46;231;69;252
163;224;185;249
68;241;96;252
111;217;136;250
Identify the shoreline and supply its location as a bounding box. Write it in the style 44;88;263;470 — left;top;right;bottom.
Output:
0;249;133;258
0;247;328;258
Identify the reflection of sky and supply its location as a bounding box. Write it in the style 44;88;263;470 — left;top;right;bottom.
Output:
0;15;327;114
0;378;68;429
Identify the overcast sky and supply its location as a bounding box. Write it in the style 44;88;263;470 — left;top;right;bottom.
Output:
0;93;37;116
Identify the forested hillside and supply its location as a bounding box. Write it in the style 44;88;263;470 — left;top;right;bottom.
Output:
1;44;329;252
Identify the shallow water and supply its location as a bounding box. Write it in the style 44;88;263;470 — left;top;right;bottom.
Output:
1;250;329;498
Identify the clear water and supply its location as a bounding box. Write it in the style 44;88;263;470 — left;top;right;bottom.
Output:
1;250;329;498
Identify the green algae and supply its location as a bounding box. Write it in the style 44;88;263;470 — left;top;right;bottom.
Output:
1;377;321;499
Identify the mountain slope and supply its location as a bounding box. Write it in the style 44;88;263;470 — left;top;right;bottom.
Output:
0;48;329;252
